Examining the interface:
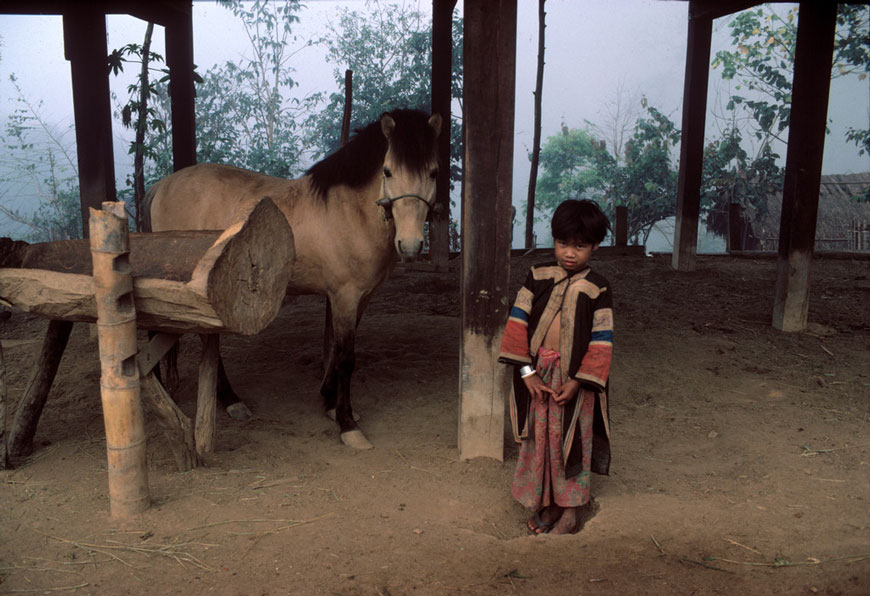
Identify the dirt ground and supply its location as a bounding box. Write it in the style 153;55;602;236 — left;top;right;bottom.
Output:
1;251;868;595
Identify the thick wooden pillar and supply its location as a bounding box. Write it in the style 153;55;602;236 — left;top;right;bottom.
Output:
459;0;516;461
672;4;712;271
772;2;837;332
166;9;196;171
63;9;117;238
430;0;457;271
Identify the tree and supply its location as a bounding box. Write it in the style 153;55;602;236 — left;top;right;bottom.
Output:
525;0;546;249
0;75;81;241
307;1;464;183
109;23;173;230
535;99;682;245
712;4;869;172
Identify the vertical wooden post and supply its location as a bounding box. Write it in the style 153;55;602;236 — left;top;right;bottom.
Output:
91;202;149;517
727;202;742;252
0;340;6;469
195;334;219;456
459;0;516;461
63;9;116;237
430;0;457;271
672;3;712;271
772;2;837;332
166;9;196;172
615;206;628;247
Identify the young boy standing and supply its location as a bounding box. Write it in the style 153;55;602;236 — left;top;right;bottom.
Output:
499;199;613;535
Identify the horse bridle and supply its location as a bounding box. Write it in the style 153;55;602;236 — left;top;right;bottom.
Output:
375;174;442;221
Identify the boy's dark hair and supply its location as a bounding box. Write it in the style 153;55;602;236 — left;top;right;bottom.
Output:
551;199;611;244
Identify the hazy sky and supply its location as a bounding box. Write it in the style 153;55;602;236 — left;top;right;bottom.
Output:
0;0;868;242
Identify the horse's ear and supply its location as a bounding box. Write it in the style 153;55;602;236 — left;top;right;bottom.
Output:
428;113;442;138
381;115;396;138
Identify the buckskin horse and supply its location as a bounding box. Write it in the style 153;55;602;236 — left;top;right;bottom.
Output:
145;109;442;449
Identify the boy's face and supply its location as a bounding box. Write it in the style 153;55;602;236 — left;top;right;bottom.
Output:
554;237;598;273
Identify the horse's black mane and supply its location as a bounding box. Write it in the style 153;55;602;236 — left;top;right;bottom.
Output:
306;109;438;200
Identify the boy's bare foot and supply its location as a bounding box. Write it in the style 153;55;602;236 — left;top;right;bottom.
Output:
548;506;580;535
527;505;562;534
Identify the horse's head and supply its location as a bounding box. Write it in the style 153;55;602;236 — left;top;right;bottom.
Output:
377;111;442;263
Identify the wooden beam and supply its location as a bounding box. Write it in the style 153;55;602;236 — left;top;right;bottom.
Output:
459;0;516;461
63;8;117;238
672;5;712;271
429;0;457;271
772;1;837;332
165;9;196;171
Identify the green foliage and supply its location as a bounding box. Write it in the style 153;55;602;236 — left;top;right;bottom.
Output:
712;4;869;146
536;100;682;244
700;126;783;240
307;2;464;184
535;127;611;214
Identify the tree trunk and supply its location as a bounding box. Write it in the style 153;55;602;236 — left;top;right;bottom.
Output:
525;0;546;249
134;23;154;232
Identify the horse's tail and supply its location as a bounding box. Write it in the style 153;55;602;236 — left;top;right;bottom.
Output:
140;179;160;233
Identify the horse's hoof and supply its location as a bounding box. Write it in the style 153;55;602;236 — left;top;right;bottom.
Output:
340;430;373;450
326;408;361;422
226;402;253;421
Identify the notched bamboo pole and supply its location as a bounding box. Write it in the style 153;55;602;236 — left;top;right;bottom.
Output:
90;202;149;517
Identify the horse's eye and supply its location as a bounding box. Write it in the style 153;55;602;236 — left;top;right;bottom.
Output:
383;167;393;178
429;169;438;180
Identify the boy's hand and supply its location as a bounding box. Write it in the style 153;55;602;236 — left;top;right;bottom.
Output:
552;378;581;406
522;373;554;402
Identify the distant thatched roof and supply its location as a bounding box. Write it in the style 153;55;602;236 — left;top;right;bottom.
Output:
752;173;870;251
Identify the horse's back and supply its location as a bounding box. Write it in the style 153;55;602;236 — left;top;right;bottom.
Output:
150;163;297;231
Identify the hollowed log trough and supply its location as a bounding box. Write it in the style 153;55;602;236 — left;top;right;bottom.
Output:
0;198;294;490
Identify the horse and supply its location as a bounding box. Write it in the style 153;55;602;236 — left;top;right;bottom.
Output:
144;109;442;449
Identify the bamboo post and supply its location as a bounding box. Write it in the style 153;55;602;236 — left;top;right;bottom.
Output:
90;202;149;517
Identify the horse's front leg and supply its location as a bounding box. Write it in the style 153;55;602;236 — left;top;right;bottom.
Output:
321;292;372;450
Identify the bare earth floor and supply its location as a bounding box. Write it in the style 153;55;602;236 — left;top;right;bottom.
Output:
1;253;868;595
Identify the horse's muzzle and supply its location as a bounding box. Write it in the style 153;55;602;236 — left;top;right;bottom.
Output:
397;239;424;263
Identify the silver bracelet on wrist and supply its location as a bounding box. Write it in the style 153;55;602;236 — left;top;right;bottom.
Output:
519;365;536;378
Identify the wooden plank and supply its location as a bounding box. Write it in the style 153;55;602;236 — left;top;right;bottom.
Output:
672;8;712;272
137;332;181;377
141;372;198;472
459;0;516;461
772;1;837;332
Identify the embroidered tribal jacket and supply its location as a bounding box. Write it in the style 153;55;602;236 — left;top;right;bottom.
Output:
499;262;613;476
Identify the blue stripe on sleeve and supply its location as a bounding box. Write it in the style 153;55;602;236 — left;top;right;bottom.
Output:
509;306;529;322
591;330;613;342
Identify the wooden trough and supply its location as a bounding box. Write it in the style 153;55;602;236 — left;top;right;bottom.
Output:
0;197;294;516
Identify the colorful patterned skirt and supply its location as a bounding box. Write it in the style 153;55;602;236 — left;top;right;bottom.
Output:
511;347;594;510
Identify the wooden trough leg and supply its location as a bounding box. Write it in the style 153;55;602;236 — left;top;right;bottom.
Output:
138;332;198;472
91;203;149;517
7;320;73;459
195;334;219;457
141;372;198;471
